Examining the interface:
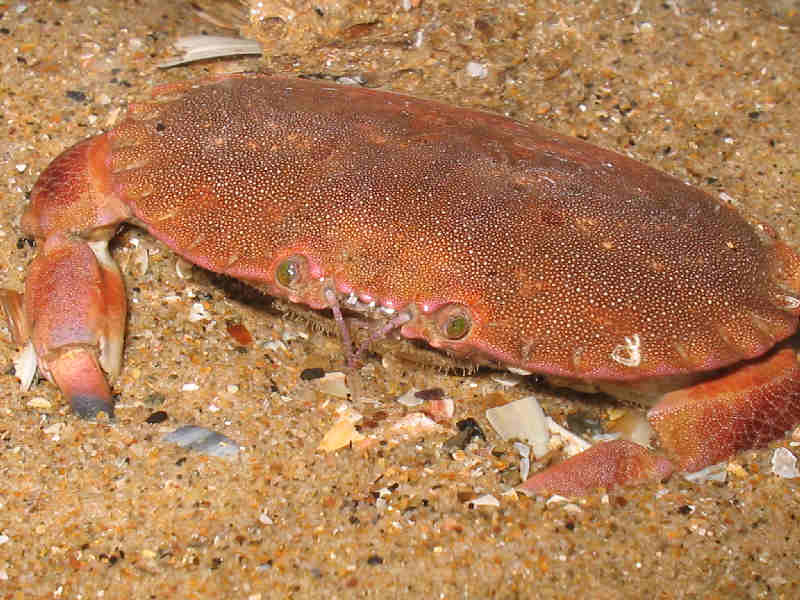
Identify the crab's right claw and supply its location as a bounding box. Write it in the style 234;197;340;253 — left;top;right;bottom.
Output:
517;439;674;497
7;233;126;419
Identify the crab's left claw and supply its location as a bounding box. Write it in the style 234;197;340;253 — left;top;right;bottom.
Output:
2;233;125;419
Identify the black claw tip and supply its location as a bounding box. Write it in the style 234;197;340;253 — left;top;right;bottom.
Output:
71;395;115;420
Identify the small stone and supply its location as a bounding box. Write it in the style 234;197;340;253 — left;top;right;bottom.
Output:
15;164;26;173
226;322;253;346
465;61;488;78
366;554;383;565
415;388;444;402
65;90;87;102
300;367;325;380
182;383;199;392
443;418;485;451
145;410;168;424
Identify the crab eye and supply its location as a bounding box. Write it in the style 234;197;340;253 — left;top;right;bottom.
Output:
440;307;472;340
276;256;303;289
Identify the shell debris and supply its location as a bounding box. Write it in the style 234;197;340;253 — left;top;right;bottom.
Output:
771;447;800;479
318;407;364;452
314;371;350;398
160;35;262;68
13;341;37;391
682;462;728;483
546;417;591;457
163;425;241;458
389;412;445;437
486;396;549;459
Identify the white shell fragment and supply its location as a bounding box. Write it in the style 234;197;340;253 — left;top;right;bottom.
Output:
163;425;241;458
468;494;500;507
490;373;523;387
396;388;424;407
486;396;549;459
771;447;800;479
160;35;262;68
318;409;364;452
390;413;444;436
14;340;37;391
26;397;52;410
682;462;728;483
546;417;591;457
315;371;350;398
188;302;210;322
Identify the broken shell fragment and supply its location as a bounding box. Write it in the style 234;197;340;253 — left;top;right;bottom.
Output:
318;409;364;452
771;447;800;479
486;396;549;459
163;425;241;458
389;412;445;437
13;341;37;391
315;371;350;398
396;388;424;407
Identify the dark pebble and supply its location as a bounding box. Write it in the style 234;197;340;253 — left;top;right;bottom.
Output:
414;388;444;401
145;410;168;424
65;90;87;102
300;367;325;380
456;418;486;440
367;554;383;565
444;418;486;451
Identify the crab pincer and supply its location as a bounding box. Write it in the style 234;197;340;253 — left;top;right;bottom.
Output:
3;73;800;493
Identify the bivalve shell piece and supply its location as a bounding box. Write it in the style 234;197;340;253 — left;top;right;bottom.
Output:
486;396;549;459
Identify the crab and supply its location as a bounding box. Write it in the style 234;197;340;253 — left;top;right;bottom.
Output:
3;73;800;495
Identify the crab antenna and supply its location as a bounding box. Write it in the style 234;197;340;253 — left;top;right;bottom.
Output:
351;311;412;367
323;287;355;365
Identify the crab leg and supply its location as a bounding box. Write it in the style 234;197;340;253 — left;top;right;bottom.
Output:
649;346;800;472
519;347;800;495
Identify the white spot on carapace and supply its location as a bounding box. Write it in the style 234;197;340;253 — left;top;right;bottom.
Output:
611;334;642;367
777;295;800;310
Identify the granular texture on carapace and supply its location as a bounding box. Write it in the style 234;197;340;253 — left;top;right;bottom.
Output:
108;75;800;380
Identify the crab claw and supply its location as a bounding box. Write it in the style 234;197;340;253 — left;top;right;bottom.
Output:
12;232;126;419
649;346;800;472
518;440;674;496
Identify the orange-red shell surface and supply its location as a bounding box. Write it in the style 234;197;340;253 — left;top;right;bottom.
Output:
105;74;800;380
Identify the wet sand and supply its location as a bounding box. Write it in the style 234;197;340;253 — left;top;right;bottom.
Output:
1;1;799;598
